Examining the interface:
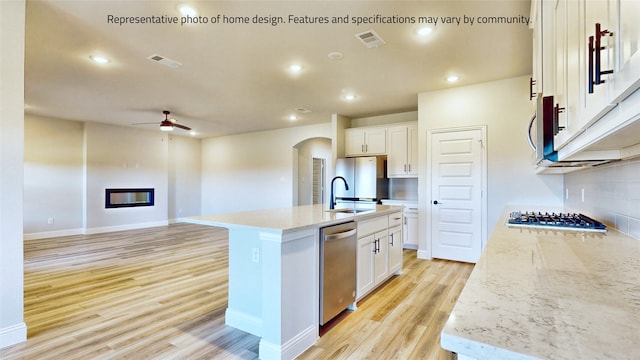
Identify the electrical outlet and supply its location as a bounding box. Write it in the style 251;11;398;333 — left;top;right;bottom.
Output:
252;248;260;263
47;217;54;225
566;188;569;200
581;188;585;202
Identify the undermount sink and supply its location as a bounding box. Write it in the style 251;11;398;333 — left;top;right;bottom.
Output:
326;208;372;214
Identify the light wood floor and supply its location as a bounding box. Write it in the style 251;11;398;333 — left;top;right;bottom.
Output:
0;223;473;360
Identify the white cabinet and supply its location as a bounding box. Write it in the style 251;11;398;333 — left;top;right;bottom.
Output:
357;234;375;297
536;0;640;160
387;123;418;178
609;0;640;103
355;211;402;300
403;207;418;249
345;127;386;157
388;213;403;275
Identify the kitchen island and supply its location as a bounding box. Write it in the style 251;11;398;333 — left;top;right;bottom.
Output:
441;210;640;359
184;204;402;360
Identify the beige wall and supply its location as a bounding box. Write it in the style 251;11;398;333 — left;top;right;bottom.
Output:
201;123;331;214
418;75;564;257
24;115;84;235
565;158;640;239
23;117;202;238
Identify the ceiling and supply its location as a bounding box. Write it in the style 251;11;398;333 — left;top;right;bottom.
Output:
24;0;533;138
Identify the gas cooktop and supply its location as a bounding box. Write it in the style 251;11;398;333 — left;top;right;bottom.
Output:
507;211;607;232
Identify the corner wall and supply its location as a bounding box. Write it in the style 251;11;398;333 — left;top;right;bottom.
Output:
0;0;27;348
418;75;564;258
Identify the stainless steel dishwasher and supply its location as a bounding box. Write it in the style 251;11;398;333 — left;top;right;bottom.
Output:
319;221;357;325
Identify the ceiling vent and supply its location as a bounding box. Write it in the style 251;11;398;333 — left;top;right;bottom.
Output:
295;107;312;113
147;54;183;69
355;30;386;48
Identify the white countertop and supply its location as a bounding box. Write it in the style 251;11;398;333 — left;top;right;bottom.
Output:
183;204;402;232
441;210;640;360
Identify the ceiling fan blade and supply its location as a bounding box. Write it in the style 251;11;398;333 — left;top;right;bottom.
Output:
174;123;192;131
131;122;159;125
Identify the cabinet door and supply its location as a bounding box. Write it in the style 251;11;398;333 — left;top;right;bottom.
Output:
364;128;387;155
345;128;364;156
356;235;374;299
403;212;419;248
373;230;388;285
387;126;408;177
388;225;402;274
609;0;640;103
580;0;616;125
407;124;418;176
556;0;582;147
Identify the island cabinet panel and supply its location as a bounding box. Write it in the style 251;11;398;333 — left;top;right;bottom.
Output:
355;211;403;300
225;227;320;360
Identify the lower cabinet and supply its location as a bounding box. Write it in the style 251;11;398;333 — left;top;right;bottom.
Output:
356;211;403;300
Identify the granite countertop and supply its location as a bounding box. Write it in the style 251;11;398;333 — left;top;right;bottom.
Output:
441;210;640;360
183;204;402;232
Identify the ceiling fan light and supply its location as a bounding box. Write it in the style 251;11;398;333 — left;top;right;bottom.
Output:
160;120;174;131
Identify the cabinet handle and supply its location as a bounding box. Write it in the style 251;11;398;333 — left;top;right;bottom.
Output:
529;77;537;100
390;233;394;246
408;164;411;172
589;23;614;94
404;164;407;172
362;144;365;152
588;35;594;94
553;104;566;135
595;23;614;85
365;144;368;152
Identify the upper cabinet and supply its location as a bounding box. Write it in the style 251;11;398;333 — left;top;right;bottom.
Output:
345;127;386;157
387;122;418;178
533;0;640;162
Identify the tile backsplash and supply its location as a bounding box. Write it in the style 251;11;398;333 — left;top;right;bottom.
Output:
564;158;640;240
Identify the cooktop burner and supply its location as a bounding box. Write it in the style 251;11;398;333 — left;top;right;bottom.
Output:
507;211;607;232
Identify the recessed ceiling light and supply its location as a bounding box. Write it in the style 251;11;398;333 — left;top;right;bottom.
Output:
446;75;460;83
177;4;197;17
289;64;303;73
288;114;298;121
190;131;197;136
328;51;344;60
343;94;356;101
416;27;434;36
90;55;109;64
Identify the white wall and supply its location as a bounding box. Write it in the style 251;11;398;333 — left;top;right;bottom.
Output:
23;118;202;238
295;137;332;206
24;115;84;236
168;135;201;220
201;123;331;214
0;0;27;348
418;75;564;257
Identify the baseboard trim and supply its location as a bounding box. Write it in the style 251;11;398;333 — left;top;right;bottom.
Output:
24;228;84;240
259;324;318;360
417;249;431;260
24;221;170;240
0;322;26;349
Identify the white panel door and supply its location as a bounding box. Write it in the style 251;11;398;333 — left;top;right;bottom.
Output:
431;128;485;263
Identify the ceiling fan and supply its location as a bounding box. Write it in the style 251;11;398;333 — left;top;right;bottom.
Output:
133;110;191;132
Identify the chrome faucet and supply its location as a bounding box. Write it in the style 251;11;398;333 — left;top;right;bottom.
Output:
330;176;349;210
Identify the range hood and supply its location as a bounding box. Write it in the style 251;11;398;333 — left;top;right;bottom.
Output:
529;95;613;170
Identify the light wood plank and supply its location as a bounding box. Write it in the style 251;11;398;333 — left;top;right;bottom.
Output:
0;223;473;360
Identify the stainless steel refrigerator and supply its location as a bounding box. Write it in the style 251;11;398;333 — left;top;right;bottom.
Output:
334;157;388;208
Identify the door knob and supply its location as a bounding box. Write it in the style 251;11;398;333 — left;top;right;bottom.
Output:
433;200;439;205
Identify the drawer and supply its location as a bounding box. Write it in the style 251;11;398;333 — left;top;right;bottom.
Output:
357;215;388;237
388;212;403;228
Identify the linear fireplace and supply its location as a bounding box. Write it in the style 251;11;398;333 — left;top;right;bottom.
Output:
105;188;154;208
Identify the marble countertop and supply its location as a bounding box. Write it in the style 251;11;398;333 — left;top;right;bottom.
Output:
183;204;402;233
441;210;640;360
